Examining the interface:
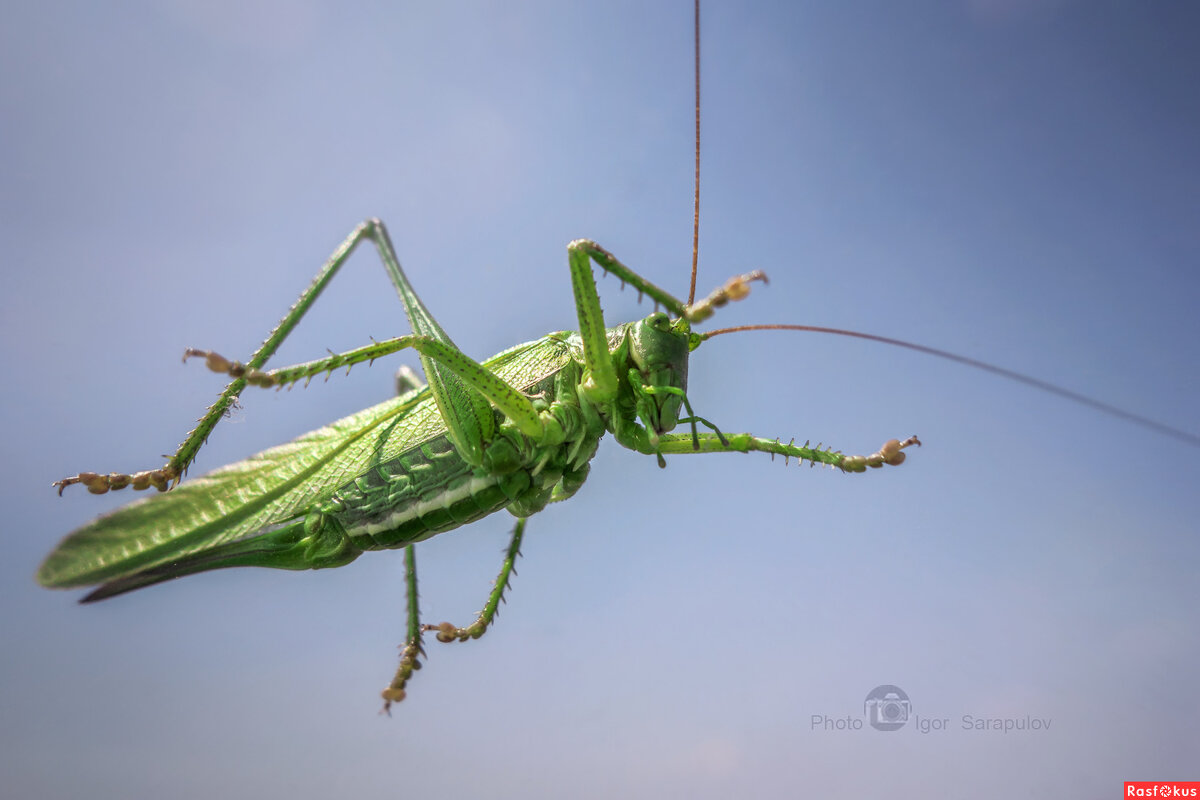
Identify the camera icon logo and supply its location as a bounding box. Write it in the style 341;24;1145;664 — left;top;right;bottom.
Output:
864;685;911;731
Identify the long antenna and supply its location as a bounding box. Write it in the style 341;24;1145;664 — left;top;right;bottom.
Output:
687;0;701;306
704;323;1200;448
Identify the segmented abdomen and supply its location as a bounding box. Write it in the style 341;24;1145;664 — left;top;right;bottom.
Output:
330;433;531;550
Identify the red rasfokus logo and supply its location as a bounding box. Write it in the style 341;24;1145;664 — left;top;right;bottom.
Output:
1125;783;1200;797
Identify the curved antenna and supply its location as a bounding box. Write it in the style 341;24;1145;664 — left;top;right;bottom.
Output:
703;323;1200;448
687;0;701;307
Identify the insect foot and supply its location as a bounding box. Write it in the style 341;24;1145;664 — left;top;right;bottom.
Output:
685;270;768;322
183;348;277;387
380;637;425;715
423;620;486;643
839;436;922;472
53;465;180;496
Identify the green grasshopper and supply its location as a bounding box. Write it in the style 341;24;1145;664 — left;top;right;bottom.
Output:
36;218;919;709
35;2;1198;715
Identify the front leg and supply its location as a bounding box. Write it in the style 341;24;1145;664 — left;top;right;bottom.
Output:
564;239;766;406
656;432;921;471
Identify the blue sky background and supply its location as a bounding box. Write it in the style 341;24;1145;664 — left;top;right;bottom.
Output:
3;1;1198;797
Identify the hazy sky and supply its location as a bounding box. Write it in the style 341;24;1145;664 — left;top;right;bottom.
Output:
3;2;1198;798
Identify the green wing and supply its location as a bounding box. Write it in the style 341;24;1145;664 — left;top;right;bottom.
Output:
38;334;575;590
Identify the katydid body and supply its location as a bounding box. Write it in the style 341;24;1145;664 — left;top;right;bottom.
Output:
38;220;916;707
33;1;1198;718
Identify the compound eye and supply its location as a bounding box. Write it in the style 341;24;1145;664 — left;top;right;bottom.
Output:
647;312;670;331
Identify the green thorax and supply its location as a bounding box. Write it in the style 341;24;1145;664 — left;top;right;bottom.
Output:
331;312;694;551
